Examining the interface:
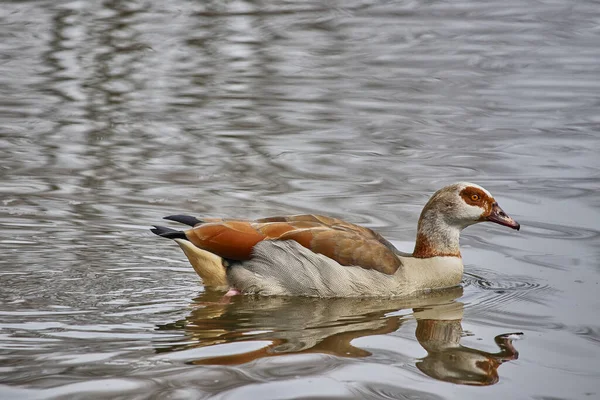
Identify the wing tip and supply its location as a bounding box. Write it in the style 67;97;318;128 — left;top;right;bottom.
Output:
163;215;203;227
151;225;187;240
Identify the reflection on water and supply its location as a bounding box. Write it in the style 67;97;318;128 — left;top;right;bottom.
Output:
156;287;520;386
413;305;520;386
1;0;600;399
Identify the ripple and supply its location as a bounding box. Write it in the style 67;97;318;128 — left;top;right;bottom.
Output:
352;382;445;400
1;0;600;397
462;270;555;328
253;354;344;380
571;326;600;346
463;270;546;293
0;378;155;399
523;220;600;241
519;253;577;271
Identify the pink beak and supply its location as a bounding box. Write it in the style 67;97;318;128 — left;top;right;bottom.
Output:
486;203;520;230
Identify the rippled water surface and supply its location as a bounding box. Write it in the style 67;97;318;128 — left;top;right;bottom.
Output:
1;1;599;399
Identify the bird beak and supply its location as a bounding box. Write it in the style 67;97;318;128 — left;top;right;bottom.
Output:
486;203;520;231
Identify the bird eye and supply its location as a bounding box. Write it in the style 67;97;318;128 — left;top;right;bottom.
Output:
471;194;480;201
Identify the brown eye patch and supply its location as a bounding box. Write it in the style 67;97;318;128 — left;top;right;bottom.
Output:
460;187;493;210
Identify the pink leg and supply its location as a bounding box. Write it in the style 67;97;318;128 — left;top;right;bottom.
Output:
224;288;241;297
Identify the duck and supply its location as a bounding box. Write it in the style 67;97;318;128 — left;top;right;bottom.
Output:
151;182;520;297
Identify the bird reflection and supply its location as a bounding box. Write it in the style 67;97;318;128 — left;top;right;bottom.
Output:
412;302;521;385
155;287;521;386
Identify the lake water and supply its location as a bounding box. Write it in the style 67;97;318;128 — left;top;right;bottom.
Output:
1;1;599;399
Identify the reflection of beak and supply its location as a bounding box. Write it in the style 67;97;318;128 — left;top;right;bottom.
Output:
486;203;520;231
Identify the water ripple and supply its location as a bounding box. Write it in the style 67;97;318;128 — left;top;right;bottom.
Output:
462;269;556;329
523;220;599;241
463;270;548;294
1;0;599;398
571;326;600;346
352;382;445;400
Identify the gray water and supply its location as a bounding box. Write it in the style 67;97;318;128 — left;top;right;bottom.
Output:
1;1;599;399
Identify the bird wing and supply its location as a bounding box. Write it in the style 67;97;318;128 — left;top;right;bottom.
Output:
183;215;401;275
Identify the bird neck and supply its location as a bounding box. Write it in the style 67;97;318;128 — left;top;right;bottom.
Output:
412;211;462;259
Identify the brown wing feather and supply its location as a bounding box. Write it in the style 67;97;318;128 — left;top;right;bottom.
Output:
259;214;398;252
185;221;265;261
252;221;324;237
277;228;401;275
183;215;400;274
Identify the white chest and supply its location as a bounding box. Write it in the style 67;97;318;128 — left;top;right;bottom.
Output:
397;255;464;292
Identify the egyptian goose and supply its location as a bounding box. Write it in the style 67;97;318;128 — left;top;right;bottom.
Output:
151;182;519;297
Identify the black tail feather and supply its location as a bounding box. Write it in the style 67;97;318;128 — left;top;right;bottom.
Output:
151;226;187;240
163;215;203;227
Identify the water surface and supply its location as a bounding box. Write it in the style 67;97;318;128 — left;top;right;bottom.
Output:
1;0;599;399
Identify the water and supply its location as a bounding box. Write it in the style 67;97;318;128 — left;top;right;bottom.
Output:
1;0;599;399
